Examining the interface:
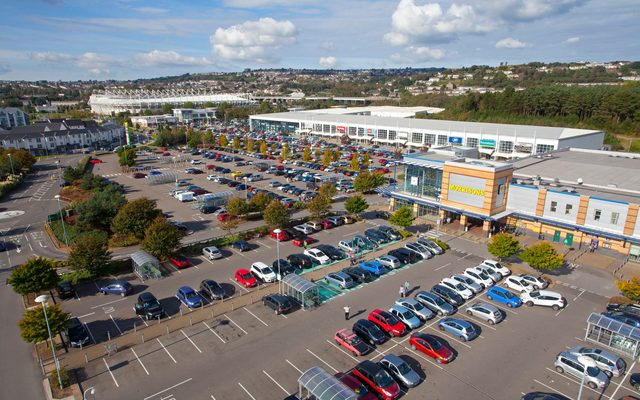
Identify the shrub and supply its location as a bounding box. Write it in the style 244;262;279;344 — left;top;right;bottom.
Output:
399;230;413;239
433;239;450;250
49;366;71;389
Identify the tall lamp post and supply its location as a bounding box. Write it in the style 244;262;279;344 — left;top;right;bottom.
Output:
54;195;68;246
83;386;96;400
7;153;15;176
35;295;63;389
273;229;282;293
577;355;598;400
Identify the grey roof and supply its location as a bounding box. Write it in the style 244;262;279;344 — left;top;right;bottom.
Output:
282;273;318;294
251;111;601;140
0;120;118;140
587;312;640;342
131;250;159;267
298;367;357;400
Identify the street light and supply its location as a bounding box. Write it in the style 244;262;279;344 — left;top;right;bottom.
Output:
83;386;96;400
577;355;598;400
273;228;282;293
54;195;68;246
7;153;15;176
35;295;63;389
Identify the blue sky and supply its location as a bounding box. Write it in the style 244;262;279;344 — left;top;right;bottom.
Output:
0;0;638;81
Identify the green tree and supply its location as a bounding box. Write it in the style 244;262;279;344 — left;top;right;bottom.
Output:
307;195;331;219
8;257;59;295
67;233;111;277
118;147;136;167
617;278;640;302
249;192;271;212
263;199;290;228
351;154;360;171
246;138;255;153
19;305;70;344
232;136;241;150
318;183;337;200
314;148;322;160
183;102;195;109
332;149;341;162
322;148;332;167
389;207;414;229
362;152;371;167
219;135;229;148
111;198;162;240
162;103;173;114
142;218;183;260
487;233;520;260
75;185;127;232
226;198;250;216
302;147;311;162
259;140;267;155
281;143;290;159
344;195;369;217
520;242;564;271
353;171;386;193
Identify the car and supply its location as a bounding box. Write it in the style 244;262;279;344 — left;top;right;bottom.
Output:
132;172;147;178
554;351;609;390
378;226;401;240
169;255;190;269
465;302;503;325
317;244;346;261
389;305;422;329
630;373;640;391
100;280;133;296
66;317;91;348
505;275;534;293
342;216;356;224
321;219;336;229
440;278;474;300
352;319;388;345
486;286;522;308
231;240;250;252
395;298;434;321
235;269;258;288
451;274;483;294
409;332;454;364
335;328;373;356
262;294;293;315
270;229;291;241
287;253;314;269
325;272;356;290
306;221;325;231
568;345;626;378
379;354;422;388
352;360;400;400
250;262;277;283
602;312;640;328
521;290;566;310
521;393;571;400
364;229;389;244
387;248;419;264
206;175;220;181
480;259;511;277
56;280;76;300
176;286;203;309
358;260;388;276
338;240;357;253
374;211;391;219
431;284;464;307
463;267;494;288
327;216;344;227
519;274;549;290
368;309;406;337
272;259;301;279
89;158;104;164
199;280;225;300
304;248;331;264
336;373;378;400
438;318;478;341
134;292;165;319
404;242;433;259
477;264;502;283
293;236;315;247
200;205;219;214
376;255;402;270
416;237;443;255
202;246;223;260
294;224;315;235
414;290;456;316
170;221;188;232
217;212;232;221
342;267;376;284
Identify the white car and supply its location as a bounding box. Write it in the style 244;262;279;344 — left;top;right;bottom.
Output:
304;248;331;264
376;255;402;270
451;274;483;294
207;175;221;181
202;246;223;260
440;278;474;300
191;159;202;165
521;290;566;310
480;260;511;277
504;275;534;293
294;224;314;235
250;262;277;283
463;267;494;288
477;265;502;283
338;240;356;253
519;274;548;290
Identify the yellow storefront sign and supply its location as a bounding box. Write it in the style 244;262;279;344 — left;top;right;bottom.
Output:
449;184;485;196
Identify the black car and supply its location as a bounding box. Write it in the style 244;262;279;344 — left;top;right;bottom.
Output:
378;226;402;241
374;211;391;219
388;248;419;264
227;180;240;188
134;292;165;320
352;319;388;345
221;168;231;174
272;259;301;278
200;279;225;300
262;294;293;315
630;373;640;391
56;280;76;300
231;240;250;252
66;317;91;348
285;228;305;240
200;205;220;214
342;267;375;284
522;393;571;400
316;244;346;261
287;253;314;269
364;229;389;244
431;285;464;307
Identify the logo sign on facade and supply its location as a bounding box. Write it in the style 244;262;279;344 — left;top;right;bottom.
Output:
337;126;346;133
410;176;419;186
449;185;485;196
514;143;532;153
479;139;496;148
448;136;463;144
446;174;486;208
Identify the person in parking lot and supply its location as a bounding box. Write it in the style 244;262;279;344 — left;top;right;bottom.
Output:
344;305;351;320
404;281;410;293
399;285;406;298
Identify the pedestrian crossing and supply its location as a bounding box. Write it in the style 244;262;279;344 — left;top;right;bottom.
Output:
102;173;122;178
418;229;441;239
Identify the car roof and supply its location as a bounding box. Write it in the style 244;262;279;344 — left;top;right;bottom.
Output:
489;286;508;294
252;262;270;269
138;292;157;301
470;301;498;311
381;354;404;366
179;286;194;292
389;305;409;313
358;360;382;372
534;290;561;296
236;268;251;274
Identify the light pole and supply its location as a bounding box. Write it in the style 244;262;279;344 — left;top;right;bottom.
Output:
54;195;68;246
7;153;15;176
243;177;249;200
35;295;63;389
55;160;61;188
83;386;96;400
577;355;598;400
273;229;282;293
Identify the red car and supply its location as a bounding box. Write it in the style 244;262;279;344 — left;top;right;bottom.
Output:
352;360;400;400
192;189;210;195
409;332;454;364
169;255;190;269
161;152;170;156
132;172;147;178
293;236;314;247
235;269;257;288
206;164;215;170
270;230;291;241
368;309;406;337
89;158;103;164
335;373;377;400
217;213;231;222
334;329;372;356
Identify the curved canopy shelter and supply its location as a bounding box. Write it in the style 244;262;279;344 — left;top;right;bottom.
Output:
298;366;357;400
282;273;320;310
131;250;161;281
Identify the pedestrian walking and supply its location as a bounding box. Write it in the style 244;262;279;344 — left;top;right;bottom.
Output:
399;285;406;298
404;281;410;293
344;305;351;320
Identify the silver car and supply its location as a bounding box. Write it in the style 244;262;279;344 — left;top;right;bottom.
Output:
376;255;402;270
438;318;478;341
379;354;422;388
324;272;355;290
415;291;455;316
389;305;422;329
451;274;483;294
405;242;433;259
465;302;503;325
440;278;474;300
478;265;502;283
416;238;443;255
555;351;609;389
202;246;223;260
395;298;434;321
519;274;548;290
568;346;626;378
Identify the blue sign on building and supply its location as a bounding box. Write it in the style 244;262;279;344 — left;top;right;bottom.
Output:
448;136;463;144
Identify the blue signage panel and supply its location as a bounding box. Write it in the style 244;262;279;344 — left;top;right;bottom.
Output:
479;139;496;148
448;136;463;144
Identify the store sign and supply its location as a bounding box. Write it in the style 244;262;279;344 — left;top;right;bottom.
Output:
337;126;346;133
448;136;463;144
479;139;496;148
514;143;532;153
447;174;486;208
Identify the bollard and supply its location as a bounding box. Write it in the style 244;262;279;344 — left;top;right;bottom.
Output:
134;322;137;332
84;354;88;364
180;309;183;317
189;316;192;326
210;310;214;319
107;331;111;342
141;334;144;344
158;315;161;324
166;326;169;335
232;301;234;311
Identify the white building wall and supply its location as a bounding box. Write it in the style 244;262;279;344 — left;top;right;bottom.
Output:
507;184;538;215
584;198;629;234
541;190;580;224
557;132;604;150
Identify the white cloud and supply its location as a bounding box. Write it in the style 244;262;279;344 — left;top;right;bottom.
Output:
211;17;297;63
495;37;528;48
30;51;116;75
484;0;588;21
30;52;74;62
41;16;207;36
408;46;445;60
135;50;213;67
319;56;337;68
565;36;580;44
133;7;169;14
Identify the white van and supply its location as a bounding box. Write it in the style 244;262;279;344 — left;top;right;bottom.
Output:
177;192;194;202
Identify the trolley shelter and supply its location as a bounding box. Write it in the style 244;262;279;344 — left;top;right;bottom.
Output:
131;250;162;281
282;274;320;310
146;170;178;185
196;191;233;208
298;366;357;400
585;312;640;359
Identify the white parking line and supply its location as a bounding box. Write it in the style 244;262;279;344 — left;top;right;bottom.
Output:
84;323;96;344
76;312;95;319
263;370;290;395
90;297;128;309
286;359;303;374
326;339;359;362
233;249;249;258
131;348;150;375
109;314;124;335
544;367;602;396
180;329;203;353
256;240;271;249
139;316;149;327
610;360;636;400
572;289;585;302
434;262;452;271
466;317;497;331
203;321;226;343
533;379;574;400
306;348;338;373
143;378;192;400
238;382;257;400
165;262;182;274
230;278;250;293
156;338;177;363
244;308;269;327
102;358;119;388
224;314;248;334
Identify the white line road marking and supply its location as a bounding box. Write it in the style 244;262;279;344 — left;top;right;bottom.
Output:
286;359;303;374
156;338;177;364
610;360;636;400
143;378;192;400
256;240;271;249
211;396;217;400
131;348;149;375
457;254;471;260
533;379;574;400
467;317;497;331
84;323;96;344
180;329;202;353
263;370;290;395
76;312;95;319
572;289;585;302
224;314;248;335
139;316;149;327
238;382;257;400
203;321;226;343
326;339;359;362
90;297;128;310
102;358;119;388
434;262;452;271
230;278;250;293
306;348;338;373
544;367;602;396
244;308;269;327
109;315;123;335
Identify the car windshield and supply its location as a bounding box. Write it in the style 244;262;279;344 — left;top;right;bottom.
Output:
586;366;600;377
242;273;252;279
426;336;442;349
374;371;393;387
386;314;400;324
479;272;490;280
504;291;515;299
397;362;411;375
530;291;540;297
434;296;446;306
68;324;85;336
455;282;466;290
144;299;160;307
401;310;413;319
412;302;424;311
185;291;198;299
349;336;361;345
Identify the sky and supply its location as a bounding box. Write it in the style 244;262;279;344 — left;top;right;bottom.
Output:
0;0;638;81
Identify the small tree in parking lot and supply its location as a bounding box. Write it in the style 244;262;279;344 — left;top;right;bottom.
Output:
232;136;241;150
218;135;228;148
322;148;332;167
362;151;371;167
314;148;322;161
263;199;290;228
226;198;250;216
219;217;239;236
259;140;267;155
520;242;564;271
246;138;255;153
487;233;520;260
351;154;360;171
142;218;183;260
319;183;337;199
332;149;341;163
302;147;311;162
249;192;272;212
19;304;70;344
344;195;369;218
307;194;332;219
281;143;290;159
67;232;111;277
617;278;640;302
8;257;60;296
389;206;414;230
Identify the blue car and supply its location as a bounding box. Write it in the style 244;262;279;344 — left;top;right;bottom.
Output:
99;280;133;296
485;286;521;308
149;170;162;176
358;261;388;276
236;184;249;191
603;312;640;328
438;318;478;342
176;286;203;309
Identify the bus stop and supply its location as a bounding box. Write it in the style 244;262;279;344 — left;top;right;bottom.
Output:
298;366;357;400
131;250;162;281
585;312;640;359
282;274;320;310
